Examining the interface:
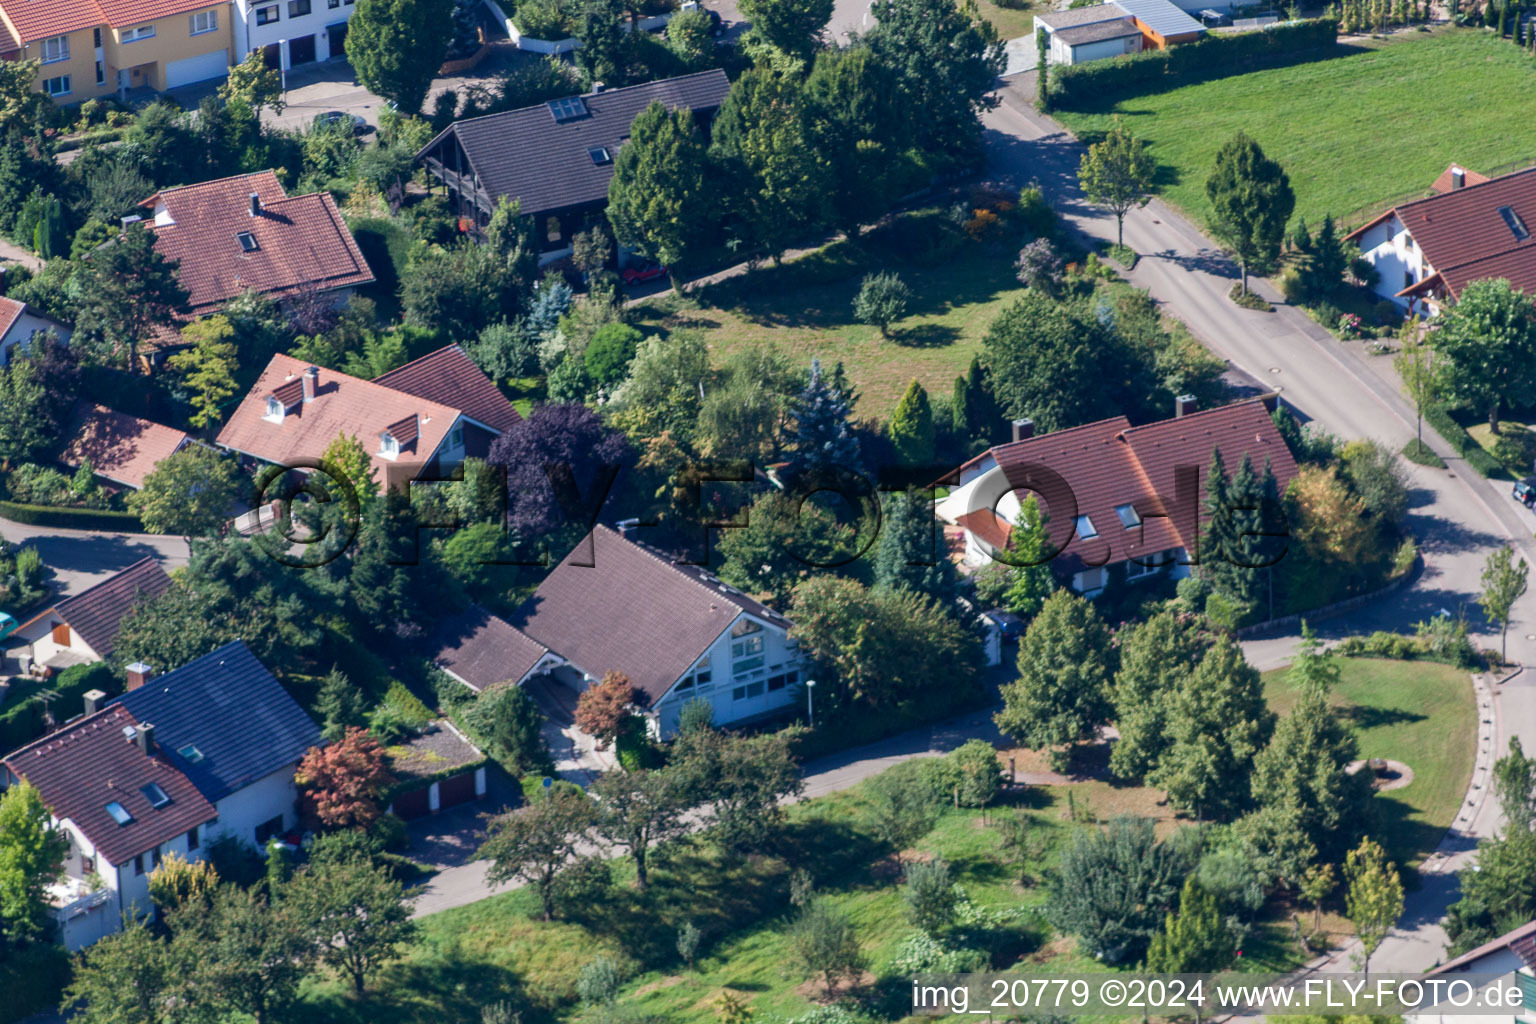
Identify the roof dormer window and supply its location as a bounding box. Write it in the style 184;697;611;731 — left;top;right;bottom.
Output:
379;432;399;459
1498;206;1530;241
140;783;172;809
264;396;283;422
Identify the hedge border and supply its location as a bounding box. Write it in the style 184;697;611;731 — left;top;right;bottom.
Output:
1050;18;1340;110
0;498;145;532
1423;405;1506;479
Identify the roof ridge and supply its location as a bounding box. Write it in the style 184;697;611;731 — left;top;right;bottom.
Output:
1396;163;1536;212
55;556;163;613
4;704;133;762
148;169;284;202
263;352;467;420
373;343;467;382
449;68;727;129
1120;395;1271;435
596;524;754;614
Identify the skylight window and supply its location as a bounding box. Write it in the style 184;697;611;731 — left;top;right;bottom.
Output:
588;146;612;166
547;96;588;123
140;783;172;809
1499;206;1529;241
236;231;259;252
105;801;133;826
178;744;203;763
1074;515;1099;540
1115;503;1141;529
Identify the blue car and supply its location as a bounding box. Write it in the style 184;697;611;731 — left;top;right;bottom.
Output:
0;612;17;644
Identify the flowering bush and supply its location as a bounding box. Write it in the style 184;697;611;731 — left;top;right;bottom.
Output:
963;209;1001;241
1337;312;1363;337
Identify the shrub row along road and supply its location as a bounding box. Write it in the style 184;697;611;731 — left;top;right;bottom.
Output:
984;81;1536;972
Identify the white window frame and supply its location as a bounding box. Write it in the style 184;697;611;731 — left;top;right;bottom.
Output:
123;25;156;42
1124;558;1158;581
190;9;218;34
1074;514;1098;539
42;74;71;97
39;35;69;64
264;396;284;421
380;433;400;458
255;5;280;24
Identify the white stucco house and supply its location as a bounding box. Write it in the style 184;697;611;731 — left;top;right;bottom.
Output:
7;558;172;675
1406;918;1536;1024
429;524;805;739
1347;163;1536;317
0;641;323;950
0;295;71;365
231;0;354;69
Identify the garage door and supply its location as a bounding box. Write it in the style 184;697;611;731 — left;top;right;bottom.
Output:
439;772;477;810
165;49;229;88
391;785;430;821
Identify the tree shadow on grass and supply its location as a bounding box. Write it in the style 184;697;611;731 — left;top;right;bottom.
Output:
306;957;536;1024
1341;704;1427;730
893;323;962;348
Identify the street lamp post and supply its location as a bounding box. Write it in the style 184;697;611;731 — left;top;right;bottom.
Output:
805;679;816;729
278;39;288;101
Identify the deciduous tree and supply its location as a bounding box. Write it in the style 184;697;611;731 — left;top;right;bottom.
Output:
346;0;454;114
1344;837;1403;977
175;884;315;1024
61;917;187;1024
287;845;416;994
170;315;239;432
0;780;66;946
479;788;597;920
852;270;910;338
1048;816;1191;962
295;728;395;832
739;0;833;63
574;671;647;750
220;51;284;115
1108;610;1208;782
128;445;243;537
901;858;957;936
788;899;865;995
995;590;1115;770
590;768;690;890
1204;132;1295;296
1078;118;1155;247
1393;329;1442;450
1480;545;1529;663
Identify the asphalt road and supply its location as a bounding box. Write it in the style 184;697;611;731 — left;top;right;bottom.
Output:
0;519;189;600
984;86;1536;972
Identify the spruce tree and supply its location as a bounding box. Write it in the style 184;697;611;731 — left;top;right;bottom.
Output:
316;667;367;741
1000;494;1057;619
889;379;936;466
1145;878;1237;973
873;487;960;608
787;358;862;476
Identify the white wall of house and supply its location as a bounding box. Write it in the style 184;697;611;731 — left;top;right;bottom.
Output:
10;614;102;667
0;311;72;365
648;613;802;738
1407;953;1530;1024
210;763;302;849
1053;32;1140;64
52;816;208;951
1355;214;1430;311
232;0;355;67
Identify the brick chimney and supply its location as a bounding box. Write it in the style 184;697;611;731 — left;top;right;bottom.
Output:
83;689;107;716
249;192;261;217
1175;394;1197;419
126;662;154;691
1011;418;1034;443
302;365;318;403
135;722;155;756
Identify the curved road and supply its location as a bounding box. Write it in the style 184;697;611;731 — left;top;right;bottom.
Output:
984;84;1536;972
0;518;188;600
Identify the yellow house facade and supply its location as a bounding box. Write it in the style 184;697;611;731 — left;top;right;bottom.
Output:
0;0;233;102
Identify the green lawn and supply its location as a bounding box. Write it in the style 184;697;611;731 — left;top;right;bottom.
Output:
1261;656;1476;872
634;211;1028;420
1053;30;1536;229
976;0;1039;41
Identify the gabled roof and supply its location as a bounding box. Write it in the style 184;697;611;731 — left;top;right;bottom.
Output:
110;641;322;804
142;171;374;317
58;403;191;490
30;557;173;660
947;399;1295;573
0;0;102;43
3;705;215;867
1348;164;1536;302
512;525;791;703
1432;918;1536;975
1036;3;1128;28
0;295;65;340
1111;0;1205;36
374;345;523;435
94;0;218;27
216;353;463;486
418;70;730;217
430;604;549;692
1430;163;1490;194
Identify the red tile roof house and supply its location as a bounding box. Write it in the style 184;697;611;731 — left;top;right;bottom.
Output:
0;295;72;365
6;557;172;675
135;170;374;368
934;396;1296;598
429;525;805;738
1409;919;1536;1024
0;641;322;950
215;348;521;490
1346;162;1536;318
57;402;193;490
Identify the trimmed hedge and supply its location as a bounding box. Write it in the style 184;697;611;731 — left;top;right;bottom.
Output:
1424;404;1506;479
1050;19;1340;109
0;499;145;532
0;663;117;752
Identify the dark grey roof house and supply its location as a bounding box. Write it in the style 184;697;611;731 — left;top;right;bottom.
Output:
415;70;731;259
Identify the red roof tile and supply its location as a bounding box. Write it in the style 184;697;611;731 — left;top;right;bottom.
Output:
144;172;373;316
0;296;22;337
1351;164;1536;303
216;354;462;486
0;0;104;44
374;346;523;435
1430;163;1490;195
4;705;216;867
95;0;216;27
58;403;191;489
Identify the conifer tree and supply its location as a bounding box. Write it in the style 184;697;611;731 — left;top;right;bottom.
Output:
1001;494;1057;619
873;486;960;608
889;379;936;466
995;590;1115;770
1145;878;1237;973
787;358;862;476
316;667;367;741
